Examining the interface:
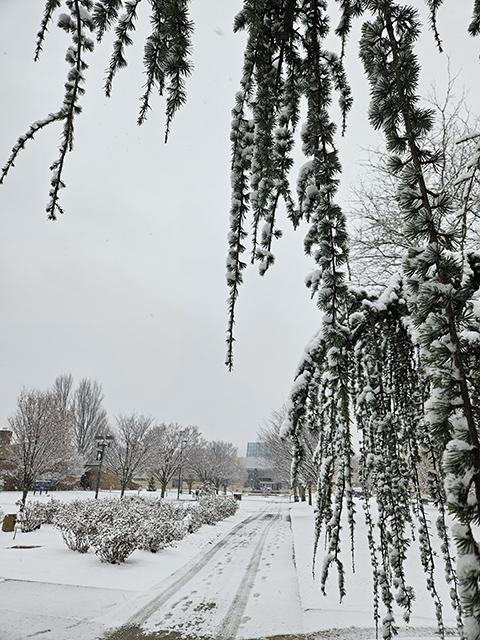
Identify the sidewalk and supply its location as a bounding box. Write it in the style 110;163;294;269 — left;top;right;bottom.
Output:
288;500;459;639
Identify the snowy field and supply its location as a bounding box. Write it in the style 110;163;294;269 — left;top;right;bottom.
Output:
0;491;459;640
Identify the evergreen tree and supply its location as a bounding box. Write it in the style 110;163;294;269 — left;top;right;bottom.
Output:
147;476;156;492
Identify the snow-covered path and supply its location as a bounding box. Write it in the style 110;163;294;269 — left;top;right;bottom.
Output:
110;504;303;639
0;493;460;640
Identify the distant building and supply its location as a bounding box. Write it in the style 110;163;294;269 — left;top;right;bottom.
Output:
245;441;284;490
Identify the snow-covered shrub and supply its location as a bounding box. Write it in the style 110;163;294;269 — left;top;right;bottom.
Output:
53;498;142;557
22;499;61;531
52;494;237;562
217;496;238;518
183;505;204;533
21;502;44;532
137;500;188;552
157;502;186;522
54;501;92;552
197;495;238;525
40;499;62;524
138;515;186;553
91;520;138;563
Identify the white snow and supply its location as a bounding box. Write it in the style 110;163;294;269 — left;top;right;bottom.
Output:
0;491;461;640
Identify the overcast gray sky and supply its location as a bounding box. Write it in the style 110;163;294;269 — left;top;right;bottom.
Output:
0;1;478;451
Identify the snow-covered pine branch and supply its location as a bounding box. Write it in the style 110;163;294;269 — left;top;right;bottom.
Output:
34;0;62;61
92;0;123;42
1;0;94;219
359;5;480;633
1;0;193;217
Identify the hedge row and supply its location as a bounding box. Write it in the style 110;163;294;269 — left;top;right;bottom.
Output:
21;495;238;563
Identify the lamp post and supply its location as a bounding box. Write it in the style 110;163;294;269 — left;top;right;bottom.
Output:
94;434;113;499
177;439;187;501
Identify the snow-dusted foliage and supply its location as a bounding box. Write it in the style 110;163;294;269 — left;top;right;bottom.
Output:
225;0;354;369
20;504;44;533
52;494;237;563
136;501;186;553
21;499;61;531
94;0;193;139
1;0;95;218
54;500;95;552
138;515;186;553
196;495;238;525
92;519;138;563
1;0;192;216
224;4;480;639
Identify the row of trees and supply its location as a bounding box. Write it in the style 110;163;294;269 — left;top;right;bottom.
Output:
4;375;245;503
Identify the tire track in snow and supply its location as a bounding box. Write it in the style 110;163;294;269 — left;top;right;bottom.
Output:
127;510;266;627
215;513;280;640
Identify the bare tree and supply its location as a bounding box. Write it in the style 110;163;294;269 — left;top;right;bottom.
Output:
349;83;480;287
105;414;154;498
8;389;75;504
72;379;108;460
149;424;200;497
53;373;74;417
259;407;319;504
191;440;242;494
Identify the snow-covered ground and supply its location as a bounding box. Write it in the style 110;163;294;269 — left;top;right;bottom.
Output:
0;491;459;640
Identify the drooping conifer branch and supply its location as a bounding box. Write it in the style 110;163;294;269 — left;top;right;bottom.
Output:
104;0;142;97
34;0;62;60
225;0;353;367
425;0;445;51
93;0;123;42
469;0;480;35
359;1;480;633
334;0;364;58
163;0;193;142
100;0;193;139
47;0;95;219
0;112;65;185
138;0;167;125
1;0;94;218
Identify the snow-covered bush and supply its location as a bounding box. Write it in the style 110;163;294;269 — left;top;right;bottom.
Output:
184;505;204;533
21;502;46;532
197;495;238;525
54;501;92;552
40;499;62;524
216;496;238;518
138;515;186;553
137;500;187;552
52;493;237;562
91;520;138;564
22;499;61;531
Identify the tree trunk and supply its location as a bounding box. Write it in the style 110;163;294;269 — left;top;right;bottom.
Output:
308;483;312;506
120;484;126;498
161;482;167;498
21;487;29;506
299;485;306;502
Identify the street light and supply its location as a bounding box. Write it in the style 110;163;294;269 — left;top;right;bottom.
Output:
94;433;113;499
177;439;188;501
